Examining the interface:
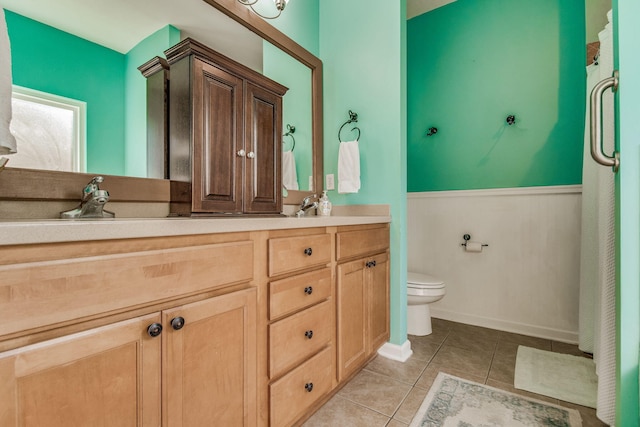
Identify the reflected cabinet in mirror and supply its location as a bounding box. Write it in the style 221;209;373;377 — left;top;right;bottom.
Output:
0;0;322;212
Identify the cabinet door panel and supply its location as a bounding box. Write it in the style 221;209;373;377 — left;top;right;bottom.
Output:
368;252;390;354
244;83;282;213
0;313;161;427
336;259;367;381
193;58;244;213
163;288;257;427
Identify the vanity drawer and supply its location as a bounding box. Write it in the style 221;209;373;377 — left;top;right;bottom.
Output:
336;226;389;261
269;268;331;320
269;299;332;378
0;241;254;338
268;234;331;277
270;346;333;427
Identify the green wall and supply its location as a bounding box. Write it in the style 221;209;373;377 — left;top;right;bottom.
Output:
264;0;319;56
320;0;408;345
407;0;586;192
263;41;313;191
5;10;126;175
124;25;180;177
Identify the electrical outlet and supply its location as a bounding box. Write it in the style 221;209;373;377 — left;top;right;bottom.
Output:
309;176;314;190
326;174;335;190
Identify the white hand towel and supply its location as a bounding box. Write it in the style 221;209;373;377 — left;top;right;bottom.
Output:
338;140;360;194
282;150;299;190
0;8;17;155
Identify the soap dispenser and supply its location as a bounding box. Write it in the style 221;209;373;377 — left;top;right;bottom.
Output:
318;191;332;216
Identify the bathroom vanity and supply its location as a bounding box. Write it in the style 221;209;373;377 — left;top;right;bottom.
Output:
0;216;390;426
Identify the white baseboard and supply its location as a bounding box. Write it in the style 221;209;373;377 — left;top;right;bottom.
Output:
377;340;413;362
430;308;579;344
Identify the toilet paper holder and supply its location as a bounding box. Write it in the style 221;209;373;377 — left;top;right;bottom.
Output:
461;234;488;248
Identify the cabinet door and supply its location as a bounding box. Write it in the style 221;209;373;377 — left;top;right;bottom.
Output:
0;313;161;427
244;82;282;214
193;58;244;213
336;258;367;381
163;288;257;427
368;252;390;355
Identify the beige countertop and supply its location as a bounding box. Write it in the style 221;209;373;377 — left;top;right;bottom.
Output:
0;214;391;246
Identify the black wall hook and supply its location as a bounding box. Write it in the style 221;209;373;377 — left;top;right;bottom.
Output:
506;115;516;125
426;127;438;136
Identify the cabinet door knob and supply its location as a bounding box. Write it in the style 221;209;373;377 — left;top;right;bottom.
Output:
236;149;246;157
305;330;314;339
246;151;255;159
372;260;377;267
304;247;313;256
171;317;185;331
147;323;163;338
304;382;314;392
304;286;313;295
365;261;372;268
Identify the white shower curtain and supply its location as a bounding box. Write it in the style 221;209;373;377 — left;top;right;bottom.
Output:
578;10;616;426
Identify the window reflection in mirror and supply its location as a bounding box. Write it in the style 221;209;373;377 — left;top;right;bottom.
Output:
10;86;85;172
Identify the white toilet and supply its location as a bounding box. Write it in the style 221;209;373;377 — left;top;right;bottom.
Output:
407;272;446;336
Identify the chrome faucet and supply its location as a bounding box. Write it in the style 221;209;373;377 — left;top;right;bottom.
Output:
60;176;115;219
295;194;318;218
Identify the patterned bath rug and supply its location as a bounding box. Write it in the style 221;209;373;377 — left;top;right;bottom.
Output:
409;372;582;427
515;345;597;408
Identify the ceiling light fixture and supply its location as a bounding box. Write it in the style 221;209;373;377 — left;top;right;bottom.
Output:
237;0;289;19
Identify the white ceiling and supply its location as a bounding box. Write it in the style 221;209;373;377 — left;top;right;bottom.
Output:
407;0;457;19
2;0;263;70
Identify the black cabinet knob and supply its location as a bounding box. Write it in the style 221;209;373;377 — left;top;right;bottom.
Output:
304;286;313;295
171;317;185;330
304;247;313;256
304;383;314;392
147;323;163;338
372;260;377;267
305;330;314;339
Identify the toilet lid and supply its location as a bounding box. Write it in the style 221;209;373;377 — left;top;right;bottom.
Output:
407;272;444;289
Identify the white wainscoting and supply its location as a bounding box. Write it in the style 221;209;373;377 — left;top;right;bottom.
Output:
407;186;582;343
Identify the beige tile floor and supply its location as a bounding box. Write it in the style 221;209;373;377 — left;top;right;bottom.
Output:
303;318;608;427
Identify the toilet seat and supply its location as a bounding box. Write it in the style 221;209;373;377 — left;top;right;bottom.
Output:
407;272;445;289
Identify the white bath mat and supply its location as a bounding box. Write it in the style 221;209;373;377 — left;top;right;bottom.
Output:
514;345;597;408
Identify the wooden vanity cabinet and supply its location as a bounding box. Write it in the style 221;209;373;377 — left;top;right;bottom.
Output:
266;231;335;427
0;233;257;427
0;313;162;426
165;38;287;216
0;289;257;427
336;225;390;381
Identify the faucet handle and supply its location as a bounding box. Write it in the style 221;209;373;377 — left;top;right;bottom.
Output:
82;176;105;200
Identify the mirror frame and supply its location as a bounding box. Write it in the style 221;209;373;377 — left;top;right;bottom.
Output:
0;0;322;208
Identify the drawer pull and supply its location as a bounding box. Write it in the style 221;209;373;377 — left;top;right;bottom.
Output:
366;260;377;268
304;247;313;256
304;330;314;339
304;286;313;295
171;317;185;330
147;323;163;338
304;382;314;392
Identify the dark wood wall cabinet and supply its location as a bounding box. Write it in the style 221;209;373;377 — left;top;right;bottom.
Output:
161;38;287;216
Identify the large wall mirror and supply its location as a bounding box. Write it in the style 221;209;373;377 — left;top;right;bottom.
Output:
0;0;322;208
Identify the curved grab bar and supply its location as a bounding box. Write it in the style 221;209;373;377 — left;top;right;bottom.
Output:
589;70;620;172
